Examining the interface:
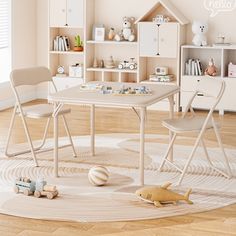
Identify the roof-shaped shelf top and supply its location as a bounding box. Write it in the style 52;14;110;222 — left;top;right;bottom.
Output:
135;0;189;25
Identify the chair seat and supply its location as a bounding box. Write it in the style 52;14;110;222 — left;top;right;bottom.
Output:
162;117;220;133
19;104;71;118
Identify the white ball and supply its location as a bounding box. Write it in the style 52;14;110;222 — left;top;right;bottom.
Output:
88;166;109;186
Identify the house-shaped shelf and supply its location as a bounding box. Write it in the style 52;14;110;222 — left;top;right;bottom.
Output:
135;0;189;25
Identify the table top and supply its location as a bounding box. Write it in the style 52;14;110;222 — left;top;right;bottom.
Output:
48;82;179;108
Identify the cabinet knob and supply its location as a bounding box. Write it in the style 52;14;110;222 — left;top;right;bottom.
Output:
62;9;65;13
154;38;158;42
65;23;68;26
160;38;164;42
68;9;72;13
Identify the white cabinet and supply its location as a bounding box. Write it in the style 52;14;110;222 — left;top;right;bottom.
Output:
50;0;84;28
180;45;236;114
139;22;178;58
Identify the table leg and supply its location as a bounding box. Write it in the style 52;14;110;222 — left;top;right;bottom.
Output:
168;95;174;162
140;107;146;186
90;104;95;156
54;103;59;177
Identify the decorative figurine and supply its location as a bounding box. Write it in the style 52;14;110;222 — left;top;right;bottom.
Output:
100;59;105;68
192;21;208;46
205;58;217;76
108;28;115;40
105;56;116;69
114;17;136;42
93;58;99;68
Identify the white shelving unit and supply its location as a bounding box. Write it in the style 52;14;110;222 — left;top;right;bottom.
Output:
48;0;190;111
48;0;85;91
181;45;236;114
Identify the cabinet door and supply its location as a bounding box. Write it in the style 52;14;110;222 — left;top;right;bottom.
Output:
67;0;84;28
139;23;158;57
50;0;67;27
159;23;178;58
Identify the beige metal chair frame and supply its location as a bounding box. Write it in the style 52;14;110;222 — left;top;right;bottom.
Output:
159;78;232;185
5;67;76;167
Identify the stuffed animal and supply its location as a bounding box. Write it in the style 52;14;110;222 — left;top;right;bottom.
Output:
115;17;135;42
205;58;217;76
192;21;208;47
135;182;193;207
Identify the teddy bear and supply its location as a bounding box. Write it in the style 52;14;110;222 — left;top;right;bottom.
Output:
205;58;217;76
114;17;135;42
192;21;208;47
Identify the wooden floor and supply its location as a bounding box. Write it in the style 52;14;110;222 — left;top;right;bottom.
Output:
0;101;236;236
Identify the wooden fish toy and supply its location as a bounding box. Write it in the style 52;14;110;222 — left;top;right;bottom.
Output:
135;182;193;207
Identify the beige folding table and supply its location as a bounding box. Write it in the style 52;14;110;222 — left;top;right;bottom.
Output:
48;82;179;185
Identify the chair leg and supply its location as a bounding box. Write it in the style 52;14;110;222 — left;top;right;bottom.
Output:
20;114;38;167
177;135;201;185
62;115;77;157
212;121;232;178
159;133;177;171
5;105;17;157
201;138;230;178
5;117;51;157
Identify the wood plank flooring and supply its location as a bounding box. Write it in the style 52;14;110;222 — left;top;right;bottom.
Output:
0;101;235;236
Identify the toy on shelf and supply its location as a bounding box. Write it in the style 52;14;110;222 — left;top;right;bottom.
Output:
93;58;99;68
118;58;137;70
108;28;115;40
114;17;136;42
14;177;58;199
100;59;105;68
205;58;217;76
135;182;193;207
152;15;170;23
74;35;83;51
105;56;116;69
192;21;208;47
228;62;236;77
88;166;110;186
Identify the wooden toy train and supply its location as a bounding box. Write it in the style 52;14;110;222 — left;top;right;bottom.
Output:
14;177;58;199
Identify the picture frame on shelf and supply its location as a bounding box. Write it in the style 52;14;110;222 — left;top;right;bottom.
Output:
93;24;105;41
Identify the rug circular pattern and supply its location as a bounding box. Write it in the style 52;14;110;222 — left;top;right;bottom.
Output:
0;134;236;222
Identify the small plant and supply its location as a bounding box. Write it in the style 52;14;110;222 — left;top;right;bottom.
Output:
74;35;83;51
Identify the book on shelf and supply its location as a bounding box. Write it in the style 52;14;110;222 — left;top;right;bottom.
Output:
149;74;174;82
185;58;203;76
53;35;70;52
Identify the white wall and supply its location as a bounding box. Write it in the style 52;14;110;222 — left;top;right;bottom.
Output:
0;0;37;110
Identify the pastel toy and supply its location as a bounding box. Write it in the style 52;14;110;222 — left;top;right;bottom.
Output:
192;21;208;46
115;17;135;42
88;166;109;186
135;183;193;207
205;58;217;76
14;177;58;199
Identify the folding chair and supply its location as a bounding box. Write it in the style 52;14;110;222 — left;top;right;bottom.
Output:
159;77;232;185
5;67;76;166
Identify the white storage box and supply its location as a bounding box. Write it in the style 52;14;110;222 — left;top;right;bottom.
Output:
228;62;236;78
69;64;83;78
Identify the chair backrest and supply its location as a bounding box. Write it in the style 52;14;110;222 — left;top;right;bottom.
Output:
183;77;225;116
196;77;225;99
10;67;52;87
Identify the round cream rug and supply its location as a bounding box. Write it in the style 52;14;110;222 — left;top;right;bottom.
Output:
0;133;236;222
